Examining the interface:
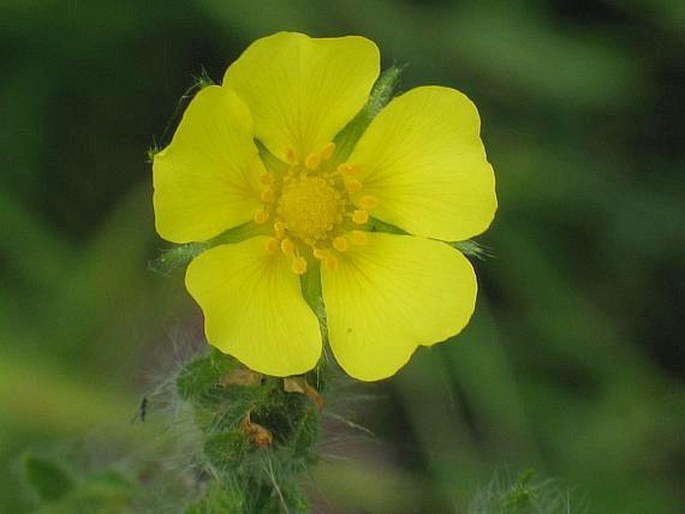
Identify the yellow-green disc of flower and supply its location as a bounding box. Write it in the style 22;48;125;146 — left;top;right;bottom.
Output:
223;31;380;164
349;86;497;242
185;237;322;376
321;233;477;381
153;86;264;243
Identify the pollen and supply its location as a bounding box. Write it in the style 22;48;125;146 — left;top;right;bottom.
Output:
349;230;368;245
358;195;378;209
291;256;308;275
264;237;279;254
344;179;363;193
305;152;321;170
280;238;295;256
332;236;349;252
286;147;298;165
260;188;275;203
254;208;269;224
352;209;369;225
320;142;336;161
274;221;286;239
324;254;339;271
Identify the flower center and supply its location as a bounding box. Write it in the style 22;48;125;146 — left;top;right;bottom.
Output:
253;142;378;275
277;175;343;244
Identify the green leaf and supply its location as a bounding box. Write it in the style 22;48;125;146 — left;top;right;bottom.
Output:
22;454;75;502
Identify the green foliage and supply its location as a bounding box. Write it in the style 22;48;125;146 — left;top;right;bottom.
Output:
23;456;135;514
176;351;321;512
23;455;75;502
468;470;585;514
184;482;246;514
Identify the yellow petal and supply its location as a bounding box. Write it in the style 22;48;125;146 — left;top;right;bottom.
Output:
185;237;322;376
153;86;264;243
349;86;497;241
223;32;379;163
321;233;477;381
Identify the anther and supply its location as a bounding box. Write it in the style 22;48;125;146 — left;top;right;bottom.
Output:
280;238;295;256
260;172;274;186
320;142;336;161
313;248;326;260
291;256;308;275
274;221;286;239
352;209;369;225
349;230;368;245
305;152;321;170
332;236;349;252
338;163;361;176
254;209;270;224
358;195;378;209
286;148;298;165
264;237;278;254
260;188;275;203
345;179;363;193
324;255;339;271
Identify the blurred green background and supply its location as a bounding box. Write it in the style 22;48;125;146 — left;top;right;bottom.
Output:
1;0;683;512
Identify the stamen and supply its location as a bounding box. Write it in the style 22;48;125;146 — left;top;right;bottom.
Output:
324;255;339;271
338;163;361;175
286;148;298;165
332;236;349;252
280;238;295;256
305;152;321;170
358;195;378;209
274;221;286;239
260;172;274;186
291;256;308;275
254;209;270;224
320;142;336;160
313;248;326;260
349;230;368;245
352;209;369;225
344;179;363;193
260;188;275;203
264;237;278;254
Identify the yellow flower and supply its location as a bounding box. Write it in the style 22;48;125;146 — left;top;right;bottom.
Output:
152;32;497;381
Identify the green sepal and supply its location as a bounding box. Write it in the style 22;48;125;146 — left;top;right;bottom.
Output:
366;217;490;259
22;454;75;503
151;222;271;276
447;239;492;260
192;68;215;90
332;64;404;164
176;349;237;402
204;431;250;471
148;242;208;275
185;482;246;514
255;139;289;174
